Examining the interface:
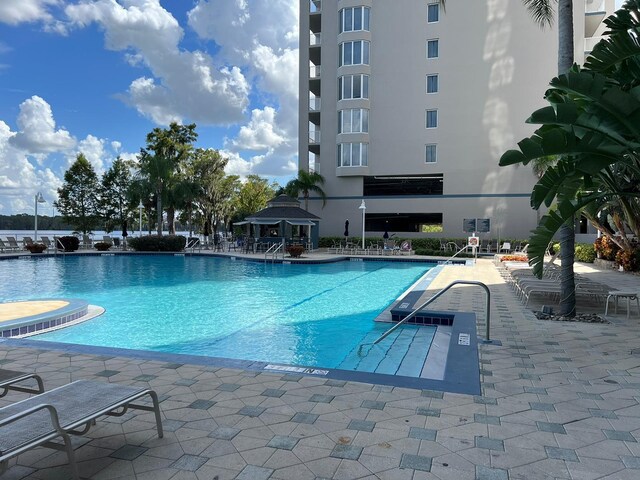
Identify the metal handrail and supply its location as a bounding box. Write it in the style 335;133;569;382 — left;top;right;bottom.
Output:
371;280;492;345
440;245;469;264
264;242;284;263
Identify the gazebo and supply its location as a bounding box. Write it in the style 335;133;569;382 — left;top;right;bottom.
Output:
234;195;320;248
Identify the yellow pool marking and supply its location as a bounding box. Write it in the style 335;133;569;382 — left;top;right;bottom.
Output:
0;300;70;323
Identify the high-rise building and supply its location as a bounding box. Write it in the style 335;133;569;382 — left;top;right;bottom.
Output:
299;0;614;240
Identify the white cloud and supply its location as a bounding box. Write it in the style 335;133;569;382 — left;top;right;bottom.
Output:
0;0;60;26
0;120;62;214
65;0;250;125
10;96;76;154
73;134;107;174
229;107;286;151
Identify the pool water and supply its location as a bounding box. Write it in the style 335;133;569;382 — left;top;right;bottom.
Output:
0;256;437;375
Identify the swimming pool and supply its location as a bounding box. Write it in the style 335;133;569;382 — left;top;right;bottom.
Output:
0;255;439;376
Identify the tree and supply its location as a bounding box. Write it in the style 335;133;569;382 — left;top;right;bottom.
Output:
500;1;640;279
285;170;327;211
234;175;278;219
55;154;100;234
100;157;135;239
515;0;577;317
138;123;198;235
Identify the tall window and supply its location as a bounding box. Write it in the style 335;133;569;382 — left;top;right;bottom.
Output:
427;4;439;23
339;6;370;33
338;143;369;167
426;74;438;93
426;109;438;128
427;39;439;59
339;109;369;133
339;41;370;66
338;75;370;100
426;144;437;163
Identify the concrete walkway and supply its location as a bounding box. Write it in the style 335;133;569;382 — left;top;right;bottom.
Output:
1;257;640;479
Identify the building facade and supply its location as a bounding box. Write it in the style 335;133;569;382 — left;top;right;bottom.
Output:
299;0;614;240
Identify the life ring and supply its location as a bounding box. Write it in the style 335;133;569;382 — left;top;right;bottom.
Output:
401;241;410;251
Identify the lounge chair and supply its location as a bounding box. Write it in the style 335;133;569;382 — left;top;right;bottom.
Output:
186;237;201;251
399;240;413;255
0;379;163;480
40;236;52;251
6;237;21;250
113;237;122;250
0;239;19;253
0;369;44;398
499;241;511;253
22;237;34;248
102;235;113;246
81;234;93;249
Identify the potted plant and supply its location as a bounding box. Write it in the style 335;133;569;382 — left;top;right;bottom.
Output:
286;245;305;258
59;236;80;252
94;242;112;252
25;243;47;254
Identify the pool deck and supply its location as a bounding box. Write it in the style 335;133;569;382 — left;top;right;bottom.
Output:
2;255;640;479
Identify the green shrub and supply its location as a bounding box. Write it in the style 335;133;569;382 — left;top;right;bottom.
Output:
128;235;186;252
58;236;80;252
574;243;596;263
414;248;473;258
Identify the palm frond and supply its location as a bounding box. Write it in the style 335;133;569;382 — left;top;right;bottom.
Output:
522;0;555;29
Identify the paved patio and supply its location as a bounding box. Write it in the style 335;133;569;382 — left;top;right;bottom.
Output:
1;256;640;479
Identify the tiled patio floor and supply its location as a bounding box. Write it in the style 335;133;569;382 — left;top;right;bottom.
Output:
1;257;640;479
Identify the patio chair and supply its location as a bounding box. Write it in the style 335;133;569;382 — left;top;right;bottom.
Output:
22;237;34;248
7;237;21;250
0;369;44;398
499;242;511;253
0;239;19;253
102;235;113;246
399;240;413;255
113;237;122;250
81;234;93;249
0;379;164;480
40;236;52;251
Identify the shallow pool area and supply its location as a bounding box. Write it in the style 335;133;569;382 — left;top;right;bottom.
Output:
0;255;440;376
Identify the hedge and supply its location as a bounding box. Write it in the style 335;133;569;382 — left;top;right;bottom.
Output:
128;235;187;252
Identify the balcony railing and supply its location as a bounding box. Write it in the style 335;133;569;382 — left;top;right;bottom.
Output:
309;65;321;78
310;32;322;46
309;97;321;111
584;36;604;52
309;131;321;144
310;0;321;13
585;0;605;13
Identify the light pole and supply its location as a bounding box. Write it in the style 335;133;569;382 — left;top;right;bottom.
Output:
34;192;46;242
138;201;144;237
359;200;366;249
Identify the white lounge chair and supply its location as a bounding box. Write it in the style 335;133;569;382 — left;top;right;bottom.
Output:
0;379;164;479
0;239;19;253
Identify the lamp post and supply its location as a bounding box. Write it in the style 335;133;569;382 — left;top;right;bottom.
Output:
34;192;46;242
138;201;144;237
359;200;366;249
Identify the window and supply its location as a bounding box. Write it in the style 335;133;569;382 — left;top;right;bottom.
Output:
337;143;369;167
364;213;443;233
427;4;439;23
363;175;444;196
427;39;439;58
426;109;438;128
339;41;370;66
426;74;438;93
338;75;369;100
340;6;370;33
339;109;369;134
426;144;437;163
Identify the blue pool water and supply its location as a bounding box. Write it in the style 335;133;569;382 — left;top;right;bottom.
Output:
0;256;437;374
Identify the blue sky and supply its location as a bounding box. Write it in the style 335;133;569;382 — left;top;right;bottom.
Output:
0;0;299;214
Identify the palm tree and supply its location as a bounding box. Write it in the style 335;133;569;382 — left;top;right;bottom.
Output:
286;170;327;211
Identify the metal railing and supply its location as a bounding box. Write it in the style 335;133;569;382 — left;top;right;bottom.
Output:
362;280;492;354
585;0;605;13
584;36;604;52
265;241;284;263
310;32;322;46
440;244;470;264
310;0;321;13
310;65;322;77
309;131;321;143
309;97;321;111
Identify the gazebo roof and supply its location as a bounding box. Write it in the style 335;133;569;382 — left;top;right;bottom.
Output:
245;195;320;222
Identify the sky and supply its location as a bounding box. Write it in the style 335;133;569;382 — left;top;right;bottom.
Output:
0;0;299;215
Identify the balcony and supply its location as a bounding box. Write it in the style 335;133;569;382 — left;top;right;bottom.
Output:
309;97;321;111
310;32;322;46
310;0;321;13
584;36;604;53
309;65;322;78
585;0;605;13
309;131;321;144
585;0;606;37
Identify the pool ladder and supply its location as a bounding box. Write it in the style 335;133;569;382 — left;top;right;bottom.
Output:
265;241;285;263
358;280;493;356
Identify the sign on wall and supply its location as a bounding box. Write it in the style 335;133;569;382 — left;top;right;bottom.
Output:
463;218;476;233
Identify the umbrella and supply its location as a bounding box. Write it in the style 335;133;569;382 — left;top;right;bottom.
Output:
344;220;349;238
383;230;389;240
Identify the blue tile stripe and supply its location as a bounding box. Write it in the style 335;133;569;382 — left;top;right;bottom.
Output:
0;298;89;338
